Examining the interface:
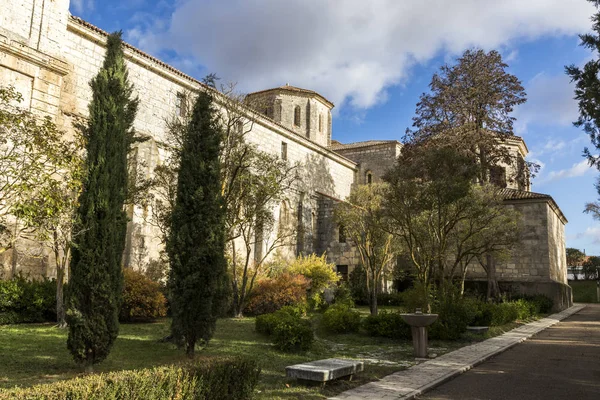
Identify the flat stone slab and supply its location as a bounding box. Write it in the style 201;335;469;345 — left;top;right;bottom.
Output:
467;326;490;334
286;358;364;382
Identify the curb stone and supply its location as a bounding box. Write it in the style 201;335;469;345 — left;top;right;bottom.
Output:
328;304;586;400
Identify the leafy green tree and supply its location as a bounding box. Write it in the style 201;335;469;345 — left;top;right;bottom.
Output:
335;183;396;315
66;32;139;369
0;86;71;259
582;256;600;280
13;133;84;328
384;143;519;302
0;85;84;327
566;247;586;281
167;90;228;356
407;48;535;187
566;0;600;168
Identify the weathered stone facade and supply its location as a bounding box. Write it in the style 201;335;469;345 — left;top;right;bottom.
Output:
0;1;571;309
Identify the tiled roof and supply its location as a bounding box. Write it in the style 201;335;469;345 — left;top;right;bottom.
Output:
500;188;567;223
331;140;400;151
499;188;551;201
247;84;334;108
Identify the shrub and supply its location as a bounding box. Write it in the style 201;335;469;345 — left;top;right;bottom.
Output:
0;276;56;324
244;273;309;316
333;283;355;308
120;268;167;322
363;311;411;340
288;254;339;310
377;292;404;306
255;306;304;336
272;317;314;352
0;357;260;400
255;307;314;352
524;294;553;314
400;283;431;312
321;304;361;333
429;290;473;340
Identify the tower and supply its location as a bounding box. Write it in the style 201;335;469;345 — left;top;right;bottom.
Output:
246;84;334;147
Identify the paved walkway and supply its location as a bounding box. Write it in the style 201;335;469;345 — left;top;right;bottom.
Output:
419;303;600;400
329;304;587;400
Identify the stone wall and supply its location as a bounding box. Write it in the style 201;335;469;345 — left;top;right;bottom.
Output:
316;194;361;273
333;142;401;185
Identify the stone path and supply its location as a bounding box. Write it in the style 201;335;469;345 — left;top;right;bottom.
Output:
328;304;586;400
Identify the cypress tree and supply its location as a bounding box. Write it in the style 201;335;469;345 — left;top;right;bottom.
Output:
66;32;138;369
167;90;228;357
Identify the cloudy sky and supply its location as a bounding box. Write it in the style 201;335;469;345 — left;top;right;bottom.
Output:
71;0;600;254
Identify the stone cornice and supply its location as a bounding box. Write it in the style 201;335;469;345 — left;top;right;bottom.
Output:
0;34;69;76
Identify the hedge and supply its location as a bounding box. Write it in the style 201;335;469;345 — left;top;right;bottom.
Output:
0;357;260;400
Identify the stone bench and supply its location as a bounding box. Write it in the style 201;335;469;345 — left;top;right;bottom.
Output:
467;326;490;334
286;358;364;383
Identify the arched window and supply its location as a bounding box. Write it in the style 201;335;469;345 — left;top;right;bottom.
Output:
294;106;301;127
366;171;373;185
338;224;346;243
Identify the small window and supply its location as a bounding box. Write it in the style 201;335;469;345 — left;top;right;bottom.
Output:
336;265;349;282
294;106;301;127
366;171;373;184
175;92;188;117
281;142;288;160
338;224;346;243
318;114;323;132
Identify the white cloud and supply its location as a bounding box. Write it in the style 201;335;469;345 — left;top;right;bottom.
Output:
128;0;595;111
576;227;600;244
537;158;594;185
70;0;94;15
515;72;580;134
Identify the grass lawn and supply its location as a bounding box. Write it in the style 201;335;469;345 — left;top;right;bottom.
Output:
570;280;599;303
0;311;529;399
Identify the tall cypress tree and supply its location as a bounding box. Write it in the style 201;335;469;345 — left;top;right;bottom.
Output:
167;90;228;357
67;32;138;369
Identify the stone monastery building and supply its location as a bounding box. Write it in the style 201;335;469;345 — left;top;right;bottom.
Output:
0;0;571;309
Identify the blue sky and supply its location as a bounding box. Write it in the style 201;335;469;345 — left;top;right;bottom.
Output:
71;0;600;254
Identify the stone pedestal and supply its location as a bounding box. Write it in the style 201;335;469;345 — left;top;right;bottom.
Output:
401;311;438;359
410;326;429;358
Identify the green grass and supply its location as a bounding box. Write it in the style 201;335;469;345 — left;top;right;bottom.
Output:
570;280;600;303
0;311;524;399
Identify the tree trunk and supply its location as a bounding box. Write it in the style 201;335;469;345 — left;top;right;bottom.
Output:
56;266;66;328
369;269;378;316
186;339;195;358
486;254;500;300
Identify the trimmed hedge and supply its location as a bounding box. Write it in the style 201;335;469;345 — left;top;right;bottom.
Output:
0;277;56;324
0;357;260;400
320;304;361;333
